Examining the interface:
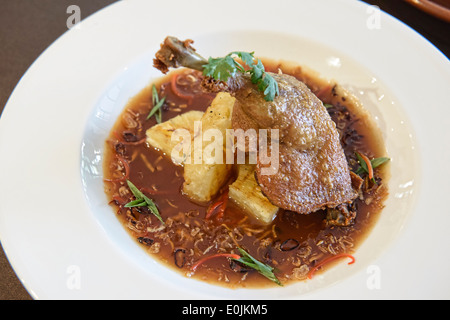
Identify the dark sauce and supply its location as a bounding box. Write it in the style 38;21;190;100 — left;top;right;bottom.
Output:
103;61;389;288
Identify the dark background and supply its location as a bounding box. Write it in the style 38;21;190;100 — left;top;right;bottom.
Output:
0;0;448;300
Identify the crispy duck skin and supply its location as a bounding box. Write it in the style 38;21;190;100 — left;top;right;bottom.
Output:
153;36;359;214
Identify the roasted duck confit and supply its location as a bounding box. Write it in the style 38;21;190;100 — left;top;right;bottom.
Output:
153;36;360;215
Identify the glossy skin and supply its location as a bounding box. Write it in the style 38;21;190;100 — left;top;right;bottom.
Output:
232;73;358;214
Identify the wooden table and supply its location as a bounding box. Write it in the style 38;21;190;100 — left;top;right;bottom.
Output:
0;0;448;300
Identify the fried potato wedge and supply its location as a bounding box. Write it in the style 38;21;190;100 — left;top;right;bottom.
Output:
146;110;204;164
182;93;235;202
229;164;279;225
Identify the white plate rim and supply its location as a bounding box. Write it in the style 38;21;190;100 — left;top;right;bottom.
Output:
1;0;449;300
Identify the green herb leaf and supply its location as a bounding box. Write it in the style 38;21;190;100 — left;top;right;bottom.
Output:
124;199;147;208
203;55;239;82
250;59;265;84
371;157;390;168
146;97;165;121
147;85;165;123
233;248;282;286
152;84;159;105
125;180;164;224
202;52;279;101
354;153;390;176
355;152;369;175
126;180;144;199
260;73;279;102
232;51;255;69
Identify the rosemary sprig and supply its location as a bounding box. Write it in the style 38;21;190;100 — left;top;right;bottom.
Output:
232;247;282;286
124;180;164;224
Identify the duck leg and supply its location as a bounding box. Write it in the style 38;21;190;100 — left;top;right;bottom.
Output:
153;36;360;216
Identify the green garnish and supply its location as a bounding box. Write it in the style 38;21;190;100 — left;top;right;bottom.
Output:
124;180;164;224
355;153;390;178
233;247;282;286
203;51;279;102
146;84;165;123
370;157;391;168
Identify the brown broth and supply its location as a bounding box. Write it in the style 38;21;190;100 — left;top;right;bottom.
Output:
103;61;389;288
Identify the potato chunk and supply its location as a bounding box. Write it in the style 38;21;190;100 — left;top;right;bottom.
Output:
146;110;204;164
229;164;279;225
182;93;235;202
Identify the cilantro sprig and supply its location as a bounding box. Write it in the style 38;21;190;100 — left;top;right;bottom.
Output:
203;51;279;102
124;180;164;224
233;247;282;286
